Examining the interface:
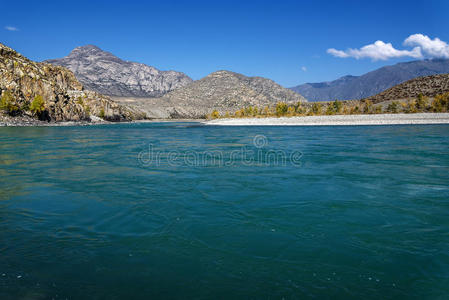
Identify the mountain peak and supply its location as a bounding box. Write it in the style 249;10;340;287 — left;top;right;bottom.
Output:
45;45;193;98
207;70;240;78
74;44;102;51
67;44;118;60
150;70;306;118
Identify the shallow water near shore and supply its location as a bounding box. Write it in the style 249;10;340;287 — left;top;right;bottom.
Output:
1;123;449;299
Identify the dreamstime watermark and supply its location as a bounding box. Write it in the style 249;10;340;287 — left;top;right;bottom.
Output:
138;135;302;167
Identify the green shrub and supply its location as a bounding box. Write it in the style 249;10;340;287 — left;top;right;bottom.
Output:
77;97;84;106
210;110;220;119
326;104;335;115
30;95;45;115
374;105;382;114
260;106;270;116
287;106;295;116
431;93;449;112
405;100;417;113
311;103;322;115
350;105;360;114
363;100;373;114
0;91;19;115
386;101;399;113
295;102;305;114
416;94;428;111
99;108;106;119
332;100;342;114
253;107;259;116
275;102;288;116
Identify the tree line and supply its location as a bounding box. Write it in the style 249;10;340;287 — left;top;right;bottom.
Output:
207;93;449;119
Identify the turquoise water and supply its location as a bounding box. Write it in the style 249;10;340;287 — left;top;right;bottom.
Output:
1;123;449;299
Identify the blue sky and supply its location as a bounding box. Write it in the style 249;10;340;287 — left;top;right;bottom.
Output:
1;0;448;87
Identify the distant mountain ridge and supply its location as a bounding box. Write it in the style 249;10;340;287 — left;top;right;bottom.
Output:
45;45;193;97
291;59;449;101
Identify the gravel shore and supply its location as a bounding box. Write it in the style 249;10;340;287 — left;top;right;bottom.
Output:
205;113;449;126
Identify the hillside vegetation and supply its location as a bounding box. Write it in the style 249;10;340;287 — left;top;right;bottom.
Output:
209;73;449;119
207;93;449;119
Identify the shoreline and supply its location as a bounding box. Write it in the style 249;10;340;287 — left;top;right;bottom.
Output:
0;114;204;127
204;113;449;126
3;113;449;127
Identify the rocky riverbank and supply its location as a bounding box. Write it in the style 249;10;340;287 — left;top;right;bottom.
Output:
0;112;110;126
204;113;449;126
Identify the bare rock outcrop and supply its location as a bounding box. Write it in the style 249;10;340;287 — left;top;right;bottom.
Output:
0;43;143;122
45;45;193;97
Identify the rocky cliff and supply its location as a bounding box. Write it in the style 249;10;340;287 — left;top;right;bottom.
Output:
45;45;193;97
291;59;449;101
366;73;449;103
118;70;307;118
0;43;142;122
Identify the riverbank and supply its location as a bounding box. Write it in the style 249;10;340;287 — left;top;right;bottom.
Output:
0;113;203;127
0;114;108;127
4;112;449;127
204;113;449;126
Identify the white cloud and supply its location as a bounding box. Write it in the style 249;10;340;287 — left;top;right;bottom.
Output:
404;34;449;59
327;48;350;58
327;40;422;61
5;26;19;31
301;66;307;72
328;34;449;61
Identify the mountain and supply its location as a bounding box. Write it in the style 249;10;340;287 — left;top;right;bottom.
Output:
45;45;193;97
115;70;307;118
366;73;449;103
291;59;449;101
0;43;142;122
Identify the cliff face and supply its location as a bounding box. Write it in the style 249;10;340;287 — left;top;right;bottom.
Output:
0;43;142;122
45;45;193;97
366;73;449;103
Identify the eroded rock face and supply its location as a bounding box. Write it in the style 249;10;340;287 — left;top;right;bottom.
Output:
45;45;193;97
0;43;142;122
129;70;307;118
366;73;449;103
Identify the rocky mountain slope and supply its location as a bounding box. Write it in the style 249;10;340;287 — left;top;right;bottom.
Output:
45;45;193;97
291;59;449;101
117;70;307;118
366;73;449;103
0;43;143;122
